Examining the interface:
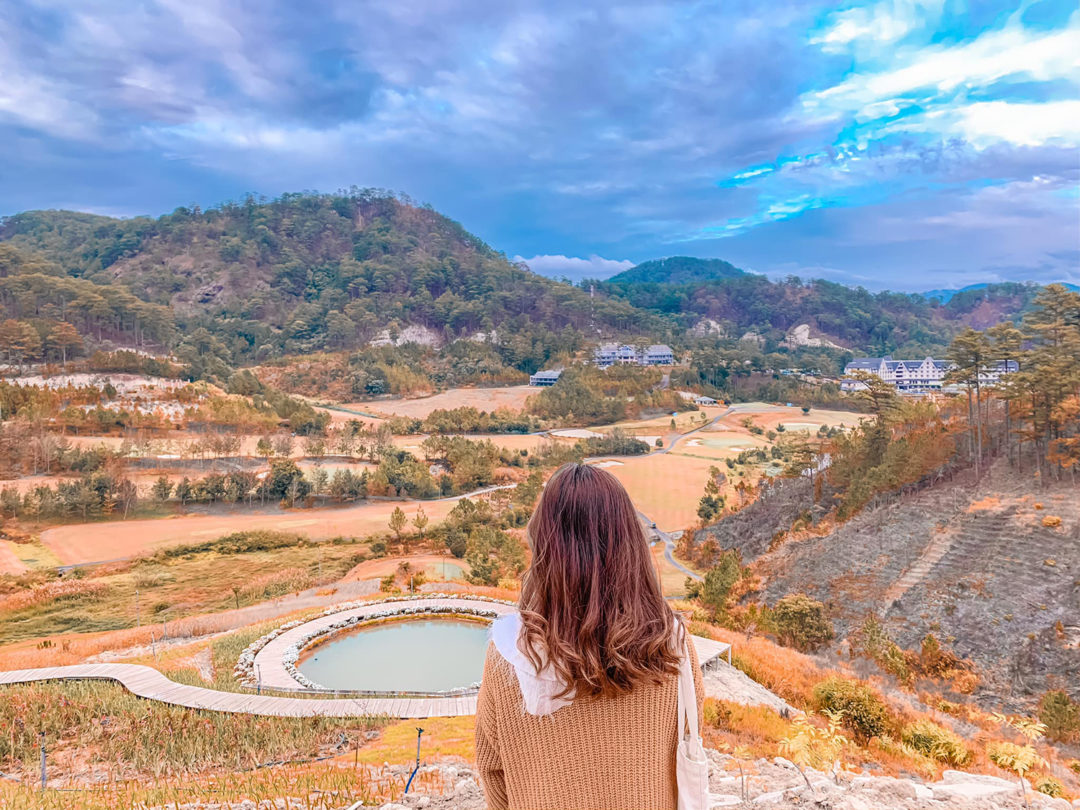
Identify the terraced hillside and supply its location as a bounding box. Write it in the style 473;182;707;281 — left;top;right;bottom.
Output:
746;463;1078;709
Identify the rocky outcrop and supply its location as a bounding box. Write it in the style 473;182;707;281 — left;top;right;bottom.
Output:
379;753;1078;809
782;323;844;350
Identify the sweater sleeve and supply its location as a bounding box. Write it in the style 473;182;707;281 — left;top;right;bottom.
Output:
475;642;509;810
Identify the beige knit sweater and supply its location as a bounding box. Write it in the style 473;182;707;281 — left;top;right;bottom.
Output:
475;638;704;810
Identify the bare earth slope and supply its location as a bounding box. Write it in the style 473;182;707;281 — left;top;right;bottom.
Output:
737;463;1078;709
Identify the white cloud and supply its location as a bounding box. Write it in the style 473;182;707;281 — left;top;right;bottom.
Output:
951;100;1080;148
804;16;1080;129
811;0;943;54
514;254;633;281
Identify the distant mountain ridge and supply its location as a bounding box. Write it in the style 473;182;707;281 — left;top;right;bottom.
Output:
607;256;748;285
922;282;1078;303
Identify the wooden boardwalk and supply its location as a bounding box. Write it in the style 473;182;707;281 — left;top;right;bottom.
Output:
0;595;731;719
0;663;472;718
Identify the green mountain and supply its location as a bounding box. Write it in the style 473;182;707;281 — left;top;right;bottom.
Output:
607;256;747;285
0;191;657;369
0;191;1057;378
598;271;1047;356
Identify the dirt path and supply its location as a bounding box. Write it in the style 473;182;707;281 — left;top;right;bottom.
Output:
0;541;27;575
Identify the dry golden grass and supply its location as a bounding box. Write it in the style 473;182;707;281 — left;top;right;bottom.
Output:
357;385;536;419
651;542;691;597
39;498;460;566
600;452;720;531
0;579;108;613
350;716;477;765
702;698;791;756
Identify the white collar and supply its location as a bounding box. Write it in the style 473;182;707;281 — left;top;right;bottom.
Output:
490;612;575;716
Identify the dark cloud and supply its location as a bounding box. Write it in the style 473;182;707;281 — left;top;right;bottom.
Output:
0;0;1076;290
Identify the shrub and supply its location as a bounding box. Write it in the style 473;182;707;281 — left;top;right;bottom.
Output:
1033;775;1063;797
770;594;834;651
694;551;742;617
702;697;722;727
813;678;892;742
900;719;970;765
851;614;911;683
1038;690;1080;743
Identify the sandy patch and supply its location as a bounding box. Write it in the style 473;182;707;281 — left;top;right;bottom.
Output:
550;428;603;439
590;460;624;469
351;386;534;419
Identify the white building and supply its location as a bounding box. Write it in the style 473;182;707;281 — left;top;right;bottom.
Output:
842;356;1017;393
642;344;675;365
594;343;675;367
529;369;562;386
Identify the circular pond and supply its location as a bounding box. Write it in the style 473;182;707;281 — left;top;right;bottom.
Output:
297;617;489;692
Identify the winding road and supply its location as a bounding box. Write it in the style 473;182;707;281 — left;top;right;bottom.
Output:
598;407;734;583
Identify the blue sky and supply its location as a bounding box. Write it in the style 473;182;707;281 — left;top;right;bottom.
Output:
1;0;1077;290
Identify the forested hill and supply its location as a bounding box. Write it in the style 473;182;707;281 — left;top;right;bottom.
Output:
0;190;656;365
597;271;1046;356
0;189;1057;373
606;256;747;285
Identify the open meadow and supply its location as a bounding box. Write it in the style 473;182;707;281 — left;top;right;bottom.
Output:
35;499;461;568
352;385;537;419
582;402;857;531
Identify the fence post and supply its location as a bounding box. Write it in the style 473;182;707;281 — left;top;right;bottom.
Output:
39;731;45;791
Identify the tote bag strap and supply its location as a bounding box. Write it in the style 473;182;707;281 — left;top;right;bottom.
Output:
676;632;700;743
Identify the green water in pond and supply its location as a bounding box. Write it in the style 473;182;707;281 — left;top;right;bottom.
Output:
298;618;489;692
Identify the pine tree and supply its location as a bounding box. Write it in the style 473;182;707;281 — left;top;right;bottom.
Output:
412;505;429;539
947;328;992;477
389;505;407;540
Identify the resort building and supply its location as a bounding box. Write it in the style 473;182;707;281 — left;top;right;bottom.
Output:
694;395;718;406
529;369;563;386
642;344;675;365
842;356;1017;393
593;343;675;367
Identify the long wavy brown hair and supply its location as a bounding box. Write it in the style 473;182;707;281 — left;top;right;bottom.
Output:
518;462;681;699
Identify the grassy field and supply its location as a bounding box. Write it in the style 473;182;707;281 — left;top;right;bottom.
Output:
0;533;382;643
651;542;691;597
600;453;720;530
356;385;536;419
37;498;460;567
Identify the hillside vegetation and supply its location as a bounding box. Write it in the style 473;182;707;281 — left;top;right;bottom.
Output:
0;191;656;369
606;255;747;285
603;268;1046;356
